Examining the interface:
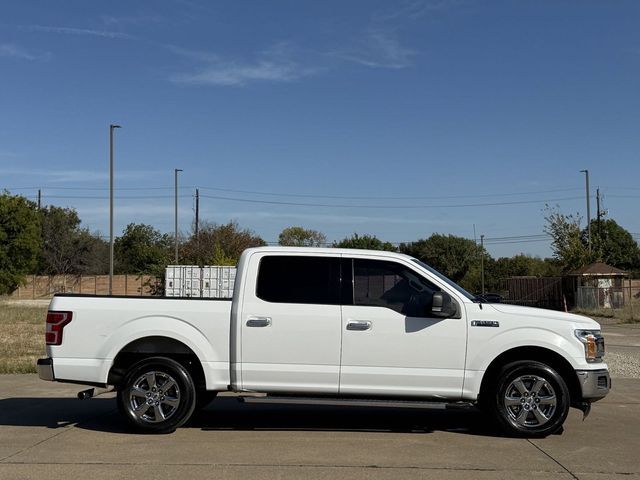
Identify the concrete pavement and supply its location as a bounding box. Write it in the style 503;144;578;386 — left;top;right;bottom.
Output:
1;373;638;480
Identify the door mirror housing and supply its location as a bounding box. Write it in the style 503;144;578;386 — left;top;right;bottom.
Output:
431;291;458;318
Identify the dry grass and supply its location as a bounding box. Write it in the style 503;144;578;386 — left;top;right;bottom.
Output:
572;301;640;324
0;301;48;373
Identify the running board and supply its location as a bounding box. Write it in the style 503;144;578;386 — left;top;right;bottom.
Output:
238;395;474;410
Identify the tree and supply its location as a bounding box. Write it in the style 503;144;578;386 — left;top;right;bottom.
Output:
278;226;326;247
400;234;483;285
333;233;397;251
589;218;640;271
181;221;266;265
0;193;41;294
38;206;107;275
544;206;591;272
115;223;172;276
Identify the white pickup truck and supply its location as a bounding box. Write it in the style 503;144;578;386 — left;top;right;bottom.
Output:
38;246;610;437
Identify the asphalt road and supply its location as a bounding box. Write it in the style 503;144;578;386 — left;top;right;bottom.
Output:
1;324;639;480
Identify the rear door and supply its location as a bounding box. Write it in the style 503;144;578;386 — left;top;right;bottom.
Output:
339;256;467;398
239;253;343;393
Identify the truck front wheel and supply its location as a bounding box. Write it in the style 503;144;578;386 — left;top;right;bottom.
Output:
491;361;570;437
117;356;196;434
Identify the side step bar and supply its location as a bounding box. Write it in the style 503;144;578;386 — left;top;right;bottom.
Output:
239;395;474;410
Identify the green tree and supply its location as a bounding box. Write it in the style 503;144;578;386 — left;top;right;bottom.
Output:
278;226;326;247
400;234;483;285
589;218;640;271
544;206;591;272
115;223;172;276
38;206;108;275
333;233;397;251
181;221;266;265
0;193;41;294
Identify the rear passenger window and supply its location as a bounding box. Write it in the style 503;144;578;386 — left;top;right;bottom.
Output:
257;256;341;305
353;259;439;316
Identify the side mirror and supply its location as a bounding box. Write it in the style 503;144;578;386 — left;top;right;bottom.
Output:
431;291;457;318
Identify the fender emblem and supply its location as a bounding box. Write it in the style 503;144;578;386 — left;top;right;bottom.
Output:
471;320;500;327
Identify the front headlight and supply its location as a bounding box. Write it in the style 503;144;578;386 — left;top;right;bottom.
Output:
575;329;605;363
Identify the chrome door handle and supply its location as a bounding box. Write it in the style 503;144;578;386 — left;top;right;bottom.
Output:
246;317;272;327
346;320;372;331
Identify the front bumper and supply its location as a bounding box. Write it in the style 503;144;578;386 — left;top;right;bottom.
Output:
576;368;610;401
37;358;55;381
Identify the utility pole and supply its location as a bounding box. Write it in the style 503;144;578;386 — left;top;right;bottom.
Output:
174;168;183;264
109;124;121;295
195;188;200;238
37;189;41;210
596;187;601;241
580;169;591;253
480;234;485;295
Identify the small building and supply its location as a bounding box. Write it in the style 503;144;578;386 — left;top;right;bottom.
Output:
570;262;628;309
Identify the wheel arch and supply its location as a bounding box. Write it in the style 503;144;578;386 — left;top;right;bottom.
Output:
108;336;206;390
478;346;582;407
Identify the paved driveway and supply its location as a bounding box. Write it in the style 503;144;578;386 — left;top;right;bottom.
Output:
1;372;638;480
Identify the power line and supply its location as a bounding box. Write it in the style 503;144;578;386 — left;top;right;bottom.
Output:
197;194;584;209
2;184;583;200
15;191;585;210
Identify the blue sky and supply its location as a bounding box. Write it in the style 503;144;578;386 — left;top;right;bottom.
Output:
1;0;639;258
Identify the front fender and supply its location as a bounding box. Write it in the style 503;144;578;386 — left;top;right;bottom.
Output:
467;326;584;373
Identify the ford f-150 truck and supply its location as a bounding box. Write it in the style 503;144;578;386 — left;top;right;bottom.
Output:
37;246;610;436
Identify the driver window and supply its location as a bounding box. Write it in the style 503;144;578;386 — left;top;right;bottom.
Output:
353;259;439;316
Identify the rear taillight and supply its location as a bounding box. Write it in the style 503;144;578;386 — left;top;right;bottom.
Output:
46;311;73;345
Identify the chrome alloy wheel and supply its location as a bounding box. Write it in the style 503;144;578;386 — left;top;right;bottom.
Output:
503;374;557;428
128;371;181;423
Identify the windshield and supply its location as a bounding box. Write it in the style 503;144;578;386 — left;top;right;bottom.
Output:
410;258;476;301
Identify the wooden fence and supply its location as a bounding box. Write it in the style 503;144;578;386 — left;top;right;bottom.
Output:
10;274;161;299
504;277;575;311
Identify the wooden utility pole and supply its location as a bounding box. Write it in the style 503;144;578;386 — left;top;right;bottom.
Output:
37;189;41;209
195;188;200;237
596;188;601;240
581;170;591;253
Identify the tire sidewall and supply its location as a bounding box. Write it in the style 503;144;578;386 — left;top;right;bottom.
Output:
493;361;570;438
118;356;196;434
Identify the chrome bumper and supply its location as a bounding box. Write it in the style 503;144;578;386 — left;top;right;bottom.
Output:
576;368;610;401
37;358;55;381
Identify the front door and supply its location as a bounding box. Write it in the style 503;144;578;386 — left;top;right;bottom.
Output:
339;257;467;398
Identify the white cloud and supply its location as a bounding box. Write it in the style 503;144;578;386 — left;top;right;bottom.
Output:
0;168;154;183
169;42;319;87
26;25;134;40
0;43;51;61
330;0;463;70
334;28;416;69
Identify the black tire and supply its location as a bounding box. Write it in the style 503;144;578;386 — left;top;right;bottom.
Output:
490;361;570;438
117;356;196;434
194;390;218;412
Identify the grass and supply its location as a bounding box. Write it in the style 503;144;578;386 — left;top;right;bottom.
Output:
572;301;640;324
0;302;48;374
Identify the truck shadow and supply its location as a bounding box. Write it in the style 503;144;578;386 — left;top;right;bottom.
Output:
0;396;506;437
191;397;498;436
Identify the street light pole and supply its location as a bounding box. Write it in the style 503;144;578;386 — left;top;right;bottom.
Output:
480;234;485;295
174;168;183;264
109;124;121;295
580;169;591;253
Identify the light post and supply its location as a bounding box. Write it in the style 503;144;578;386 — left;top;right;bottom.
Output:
174;168;183;263
480;234;485;295
109;124;121;295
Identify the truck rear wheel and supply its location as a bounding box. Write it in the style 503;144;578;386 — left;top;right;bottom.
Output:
491;361;570;437
117;356;196;434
